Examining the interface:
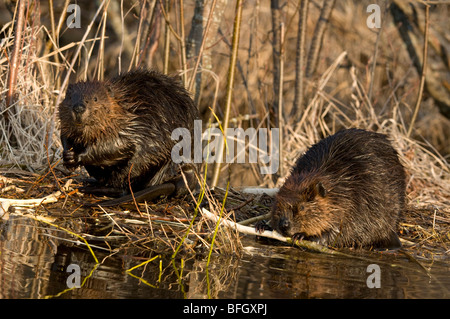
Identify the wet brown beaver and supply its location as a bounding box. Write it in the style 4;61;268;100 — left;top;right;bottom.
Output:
257;128;406;249
59;69;199;204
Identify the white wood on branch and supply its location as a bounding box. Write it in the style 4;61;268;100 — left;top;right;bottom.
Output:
201;207;287;242
0;191;61;218
201;207;338;254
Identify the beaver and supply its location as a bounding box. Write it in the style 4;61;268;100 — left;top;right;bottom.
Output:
257;128;406;249
59;69;199;204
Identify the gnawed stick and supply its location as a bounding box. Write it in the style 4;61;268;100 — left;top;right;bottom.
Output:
0;191;61;206
0;191;61;218
239;187;279;196
201;208;337;254
0;179;73;217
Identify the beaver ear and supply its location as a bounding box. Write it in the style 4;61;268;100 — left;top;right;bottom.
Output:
66;84;74;94
306;181;327;201
315;182;327;198
106;84;114;98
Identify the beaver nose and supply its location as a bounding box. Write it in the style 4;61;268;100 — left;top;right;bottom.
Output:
73;103;86;114
278;217;290;233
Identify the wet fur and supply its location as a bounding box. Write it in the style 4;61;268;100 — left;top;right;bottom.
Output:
59;69;199;195
269;129;406;249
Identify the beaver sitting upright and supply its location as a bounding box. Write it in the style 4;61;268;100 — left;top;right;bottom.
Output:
258;128;406;249
59;69;199;204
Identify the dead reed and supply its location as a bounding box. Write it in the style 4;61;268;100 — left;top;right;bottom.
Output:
0;1;448;259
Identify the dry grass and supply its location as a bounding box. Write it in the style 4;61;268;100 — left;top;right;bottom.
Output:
0;1;448;259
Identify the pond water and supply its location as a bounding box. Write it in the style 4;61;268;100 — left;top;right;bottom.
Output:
1;214;448;299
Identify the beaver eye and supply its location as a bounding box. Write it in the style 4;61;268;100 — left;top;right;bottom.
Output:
93;96;98;102
294;205;304;214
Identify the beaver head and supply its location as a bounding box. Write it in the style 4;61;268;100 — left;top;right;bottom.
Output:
61;82;111;125
271;173;338;240
59;81;129;145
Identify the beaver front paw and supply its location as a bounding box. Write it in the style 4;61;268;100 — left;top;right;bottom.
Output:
255;220;272;233
291;233;305;243
63;149;79;170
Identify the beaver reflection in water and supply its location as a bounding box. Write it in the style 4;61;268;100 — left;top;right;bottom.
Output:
258;129;406;249
59;69;199;204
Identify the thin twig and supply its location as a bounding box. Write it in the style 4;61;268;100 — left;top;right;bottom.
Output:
178;0;187;86
159;0;181;41
291;0;309;125
278;22;285;179
211;0;244;187
97;3;109;81
4;0;27;145
407;4;430;138
367;3;384;103
238;212;271;226
48;0;107;149
163;0;170;74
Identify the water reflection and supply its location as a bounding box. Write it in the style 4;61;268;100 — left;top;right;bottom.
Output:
1;215;448;299
232;242;448;299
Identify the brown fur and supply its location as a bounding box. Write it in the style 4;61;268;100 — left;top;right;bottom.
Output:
59;81;131;146
262;129;406;249
59;69;199;197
